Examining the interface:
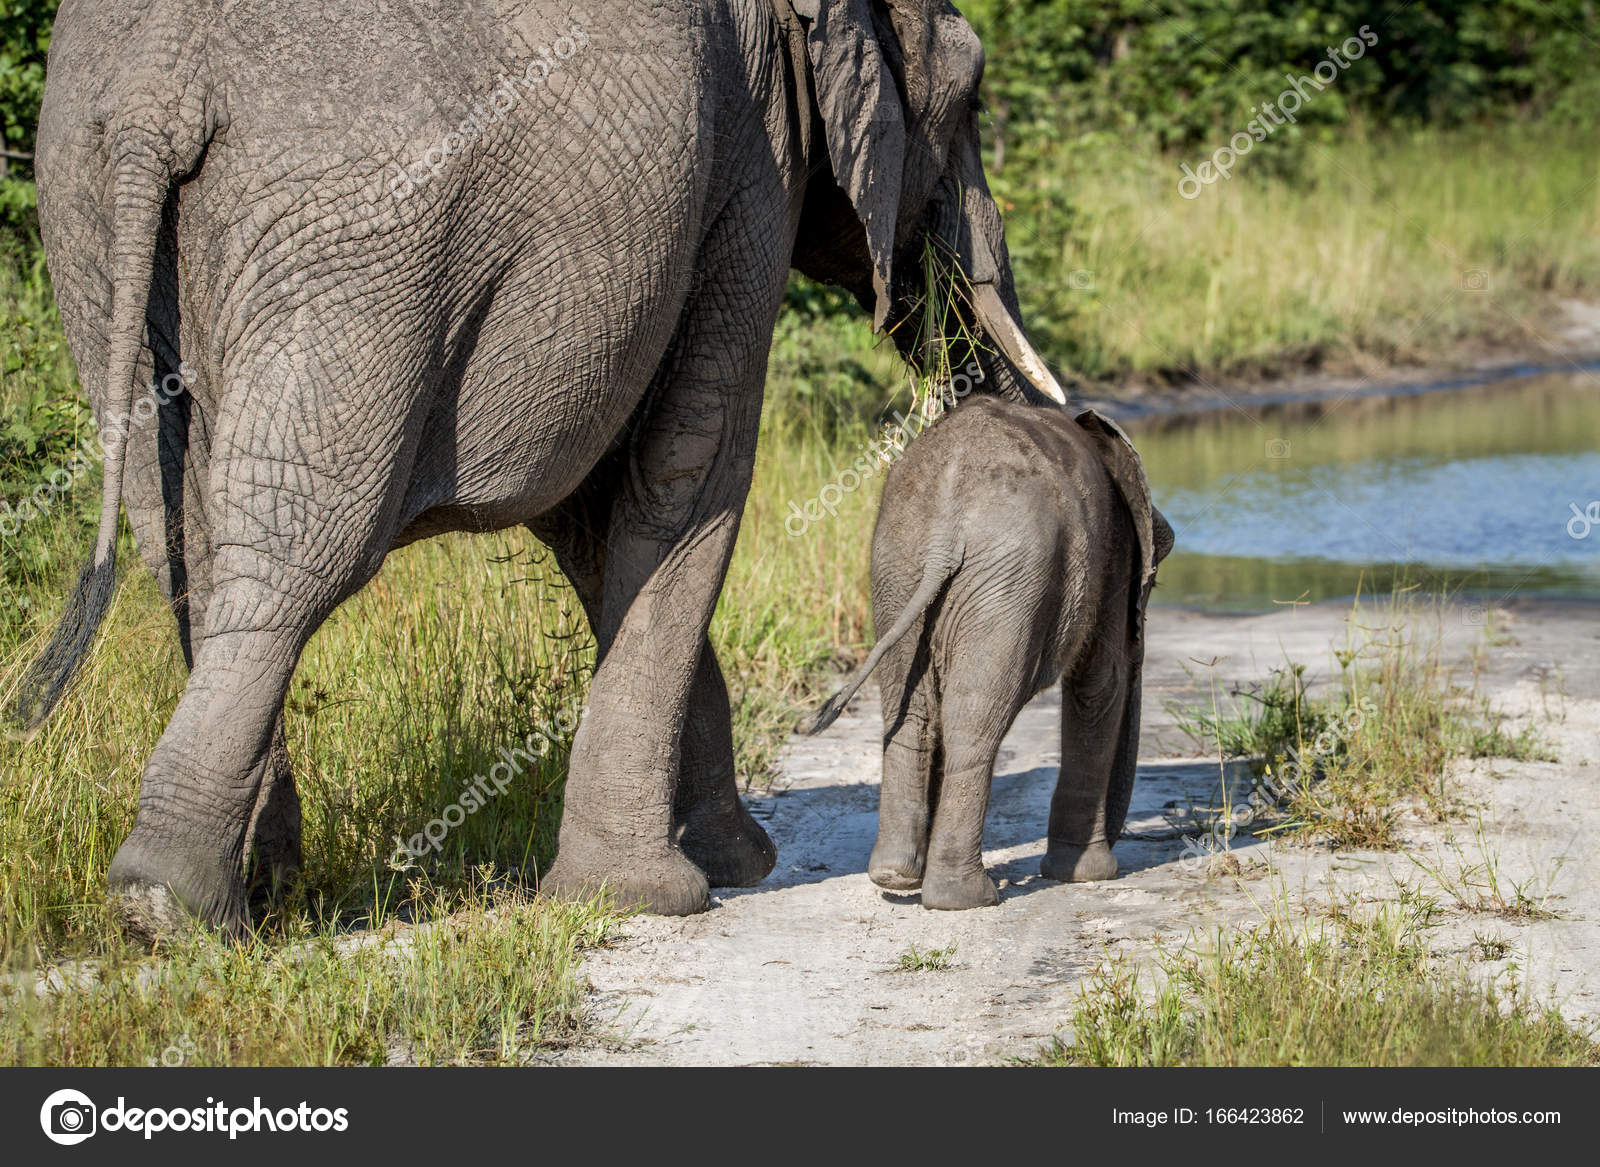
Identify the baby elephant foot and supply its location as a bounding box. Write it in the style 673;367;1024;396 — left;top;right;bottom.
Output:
868;837;926;891
542;832;710;916
1041;840;1119;883
920;867;999;911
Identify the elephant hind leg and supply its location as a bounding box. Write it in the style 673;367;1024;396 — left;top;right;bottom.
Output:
1042;602;1133;884
107;619;315;941
244;721;303;910
919;630;1036;911
531;503;774;891
122;364;303;918
540;192;787;916
108;350;417;942
868;621;938;891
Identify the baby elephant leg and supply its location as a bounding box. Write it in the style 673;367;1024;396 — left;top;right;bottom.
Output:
1042;634;1132;883
869;635;937;890
920;662;1034;910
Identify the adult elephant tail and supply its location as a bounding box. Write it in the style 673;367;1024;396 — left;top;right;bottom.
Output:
807;552;956;736
10;128;202;733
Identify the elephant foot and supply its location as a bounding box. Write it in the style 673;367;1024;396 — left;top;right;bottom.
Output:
868;835;927;891
542;833;710;916
919;867;999;911
107;829;250;945
1041;840;1119;883
676;802;777;888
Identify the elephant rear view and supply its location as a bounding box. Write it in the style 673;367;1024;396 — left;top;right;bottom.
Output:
21;0;1090;939
810;398;1173;909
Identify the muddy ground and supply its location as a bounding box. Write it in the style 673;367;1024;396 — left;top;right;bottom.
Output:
551;597;1599;1066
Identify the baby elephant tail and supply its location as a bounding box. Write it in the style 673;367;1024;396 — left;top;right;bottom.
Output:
807;554;955;735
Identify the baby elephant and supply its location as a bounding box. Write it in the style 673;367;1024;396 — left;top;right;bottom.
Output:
809;397;1173;909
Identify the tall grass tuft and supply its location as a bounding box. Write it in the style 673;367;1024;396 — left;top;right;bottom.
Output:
1174;587;1553;849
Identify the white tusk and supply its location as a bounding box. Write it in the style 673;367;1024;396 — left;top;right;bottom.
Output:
969;282;1068;405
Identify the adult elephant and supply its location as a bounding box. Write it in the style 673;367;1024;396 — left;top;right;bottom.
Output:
18;0;1069;939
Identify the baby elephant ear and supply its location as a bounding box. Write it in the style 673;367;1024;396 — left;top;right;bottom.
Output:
797;0;906;330
1072;408;1167;632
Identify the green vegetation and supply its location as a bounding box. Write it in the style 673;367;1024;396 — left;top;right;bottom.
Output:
966;1;1600;154
1;886;620;1066
894;942;958;972
775;126;1600;387
1408;814;1566;922
1043;898;1598;1067
999;127;1600;384
1174;590;1553;850
1;2;1594;1065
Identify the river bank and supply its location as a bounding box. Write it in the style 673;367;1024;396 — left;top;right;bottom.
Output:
1078;298;1600;423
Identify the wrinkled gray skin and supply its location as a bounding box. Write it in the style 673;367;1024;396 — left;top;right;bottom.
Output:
809;397;1174;909
23;0;1069;939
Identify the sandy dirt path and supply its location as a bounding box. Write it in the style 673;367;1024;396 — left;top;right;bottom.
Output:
552;599;1600;1066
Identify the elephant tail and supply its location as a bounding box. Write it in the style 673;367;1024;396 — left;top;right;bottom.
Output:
807;552;956;736
10;128;203;733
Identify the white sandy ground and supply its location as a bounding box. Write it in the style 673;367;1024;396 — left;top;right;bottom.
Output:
548;598;1600;1066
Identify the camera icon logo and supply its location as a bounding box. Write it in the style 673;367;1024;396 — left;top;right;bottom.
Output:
1068;269;1095;291
40;1089;97;1146
1461;269;1489;290
1265;438;1292;459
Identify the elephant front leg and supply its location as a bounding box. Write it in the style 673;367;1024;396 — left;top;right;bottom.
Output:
541;494;756;913
672;644;777;887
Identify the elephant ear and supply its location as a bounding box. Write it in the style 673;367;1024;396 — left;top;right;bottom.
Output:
1073;408;1167;636
794;0;906;331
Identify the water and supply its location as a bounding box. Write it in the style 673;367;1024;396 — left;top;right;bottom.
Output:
1128;372;1600;610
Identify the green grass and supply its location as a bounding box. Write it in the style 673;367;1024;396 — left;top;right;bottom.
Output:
1408;814;1567;922
1173;588;1555;850
894;942;958;973
1042;898;1597;1067
1;885;620;1066
997;121;1600;384
744;124;1600;391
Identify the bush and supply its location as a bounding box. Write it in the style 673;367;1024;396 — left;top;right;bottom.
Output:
0;2;54;238
963;0;1600;163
